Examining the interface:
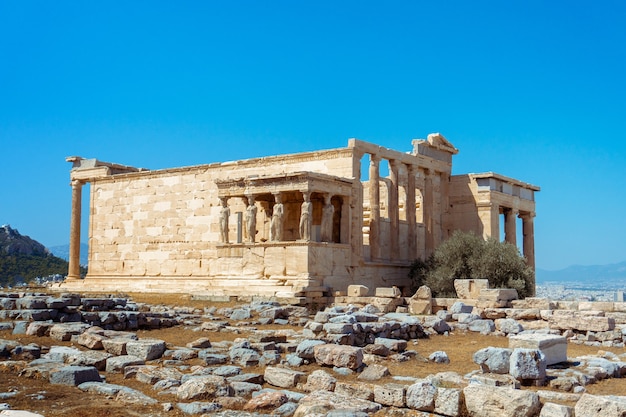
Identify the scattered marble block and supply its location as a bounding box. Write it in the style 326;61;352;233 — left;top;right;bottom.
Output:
374;287;401;298
347;285;369;297
454;279;489;299
509;333;567;366
479;288;518;302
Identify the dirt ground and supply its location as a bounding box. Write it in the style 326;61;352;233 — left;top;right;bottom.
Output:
1;292;625;416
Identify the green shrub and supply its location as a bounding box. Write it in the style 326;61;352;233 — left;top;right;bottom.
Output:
409;230;534;298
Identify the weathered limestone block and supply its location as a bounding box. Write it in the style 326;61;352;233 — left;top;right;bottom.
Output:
125;339;166;361
468;319;495;334
406;379;436;411
25;322;53;337
334;381;375;401
539;402;573;417
314;344;363;370
243;391;288;412
495;318;524;334
294;390;381;416
302;369;336;391
357;364;390;381
450;301;474;314
49;323;91;341
454;279;489;299
574;393;626;417
374;337;407;352
49;365;102;386
473;347;512;374
463;385;541;417
102;338;129;356
435;387;463;417
176;375;233;401
105;355;145;373
347;285;369;297
411;285;432;299
505;308;541;320
67;351;112;371
511;297;555;310
295;339;326;359
264;366;306;388
77;330;106;350
509;334;567;366
409;299;432;315
578;301;614;311
479;288;518;302
373;383;406;407
548;310;615;332
509;348;546;382
374;287;402;298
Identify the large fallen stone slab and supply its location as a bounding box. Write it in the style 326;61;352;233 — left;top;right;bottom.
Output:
574;393;626;417
49;323;91;341
105;355;144;373
125;339;166;361
314;344;363;370
509;333;567;365
264;366;306;388
294;390;381;416
49;365;102;386
463;385;541;417
547;310;615;332
176;375;233;401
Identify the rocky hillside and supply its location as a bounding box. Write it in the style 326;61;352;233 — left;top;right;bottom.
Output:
0;225;72;286
0;224;49;256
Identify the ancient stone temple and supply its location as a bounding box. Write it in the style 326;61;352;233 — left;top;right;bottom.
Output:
61;134;539;303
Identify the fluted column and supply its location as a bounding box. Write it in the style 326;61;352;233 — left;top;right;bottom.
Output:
406;164;417;260
504;208;518;246
67;179;84;280
389;159;399;260
422;168;434;257
369;154;381;260
351;152;363;262
521;211;536;296
521;212;535;269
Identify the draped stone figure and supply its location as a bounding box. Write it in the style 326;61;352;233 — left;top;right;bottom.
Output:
321;195;334;242
245;196;257;243
218;197;230;243
270;194;284;241
299;193;312;241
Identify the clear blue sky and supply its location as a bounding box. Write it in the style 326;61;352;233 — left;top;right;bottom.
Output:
1;1;625;271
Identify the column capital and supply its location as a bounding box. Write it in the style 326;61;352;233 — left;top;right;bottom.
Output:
369;153;381;163
519;211;536;220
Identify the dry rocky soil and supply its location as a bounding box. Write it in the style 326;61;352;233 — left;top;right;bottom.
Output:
1;292;625;417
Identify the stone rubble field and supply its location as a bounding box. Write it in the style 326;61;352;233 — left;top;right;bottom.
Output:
1;291;626;417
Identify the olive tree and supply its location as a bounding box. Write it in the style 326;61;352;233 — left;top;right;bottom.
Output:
409;230;534;298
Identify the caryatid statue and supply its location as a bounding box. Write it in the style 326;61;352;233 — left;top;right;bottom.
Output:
299;192;312;241
321;194;334;242
245;195;257;243
218;197;230;243
270;193;284;241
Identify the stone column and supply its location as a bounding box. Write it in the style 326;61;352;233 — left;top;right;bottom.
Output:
521;212;536;270
504;207;518;246
477;203;500;240
422;168;434;257
521;211;536;296
406;164;417;260
67;179;84;280
351;152;363;262
369;154;381;260
389;159;400;260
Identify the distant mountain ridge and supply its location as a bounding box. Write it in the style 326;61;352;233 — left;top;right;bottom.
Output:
536;261;626;284
0;225;72;285
0;224;49;256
